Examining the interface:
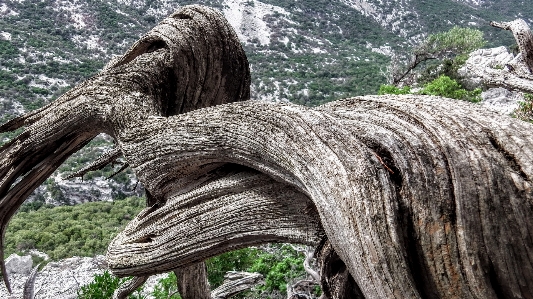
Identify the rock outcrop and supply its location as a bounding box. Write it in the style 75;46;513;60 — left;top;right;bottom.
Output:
0;254;106;299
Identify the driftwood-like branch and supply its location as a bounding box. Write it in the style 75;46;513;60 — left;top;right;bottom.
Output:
107;96;533;299
22;266;39;299
211;271;264;299
112;276;148;299
491;19;533;72
0;5;249;292
174;263;211;299
460;19;533;93
1;5;533;299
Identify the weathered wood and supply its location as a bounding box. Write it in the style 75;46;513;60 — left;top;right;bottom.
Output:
1;5;533;299
106;96;533;299
0;4;249;293
461;19;533;93
211;271;263;299
491;19;533;73
112;276;148;299
175;263;211;299
22;266;39;299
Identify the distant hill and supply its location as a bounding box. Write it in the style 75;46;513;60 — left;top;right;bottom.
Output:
0;0;528;204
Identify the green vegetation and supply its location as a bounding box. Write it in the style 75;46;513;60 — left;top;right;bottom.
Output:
379;75;482;103
391;27;486;85
378;85;411;95
77;271;145;299
152;272;181;299
5;197;145;260
84;245;309;299
418;75;481;102
6;198;312;298
514;93;533;123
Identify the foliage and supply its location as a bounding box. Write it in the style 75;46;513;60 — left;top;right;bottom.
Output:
247;245;306;295
378;85;411;95
77;271;145;299
146;245;310;299
206;247;263;288
415;26;485;57
5;197;145;260
152;272;181;299
418;75;482;102
390;27;485;85
514;93;533;122
379;76;481;103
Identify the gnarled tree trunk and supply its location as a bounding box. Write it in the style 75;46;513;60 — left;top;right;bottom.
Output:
0;6;532;299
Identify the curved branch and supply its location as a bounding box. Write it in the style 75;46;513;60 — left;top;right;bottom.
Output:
107;165;325;275
0;5;250;291
108;96;533;299
65;147;122;180
22;266;39;299
112;276;148;299
211;271;264;299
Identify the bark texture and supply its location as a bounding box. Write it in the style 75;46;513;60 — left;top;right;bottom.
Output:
211;271;264;299
106;96;533;299
0;6;532;299
112;276;148;299
0;4;249;293
175;263;211;299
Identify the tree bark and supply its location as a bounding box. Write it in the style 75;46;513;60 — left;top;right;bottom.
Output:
0;4;249;293
1;6;533;299
112;276;148;299
106;96;533;299
211;271;263;299
491;19;533;73
175;263;211;299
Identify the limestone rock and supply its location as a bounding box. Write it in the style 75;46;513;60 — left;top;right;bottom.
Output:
5;254;32;276
458;46;514;90
0;255;106;299
480;87;524;115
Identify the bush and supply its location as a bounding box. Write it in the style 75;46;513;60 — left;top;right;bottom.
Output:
378;84;411;95
514;93;533;122
152;272;181;299
418;75;481;102
77;271;144;299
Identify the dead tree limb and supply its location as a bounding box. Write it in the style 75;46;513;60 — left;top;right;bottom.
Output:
0;4;249;293
1;5;533;299
175;263;211;299
491;19;533;72
106;96;533;299
112;276;148;299
22;266;39;299
211;271;264;299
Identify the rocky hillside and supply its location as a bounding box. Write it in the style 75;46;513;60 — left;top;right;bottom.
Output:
0;0;529;205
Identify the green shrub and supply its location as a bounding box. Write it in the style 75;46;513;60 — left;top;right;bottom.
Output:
152;272;181;299
378;84;411;95
5;197;145;260
514;93;533;122
418;75;481;102
77;271;144;299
